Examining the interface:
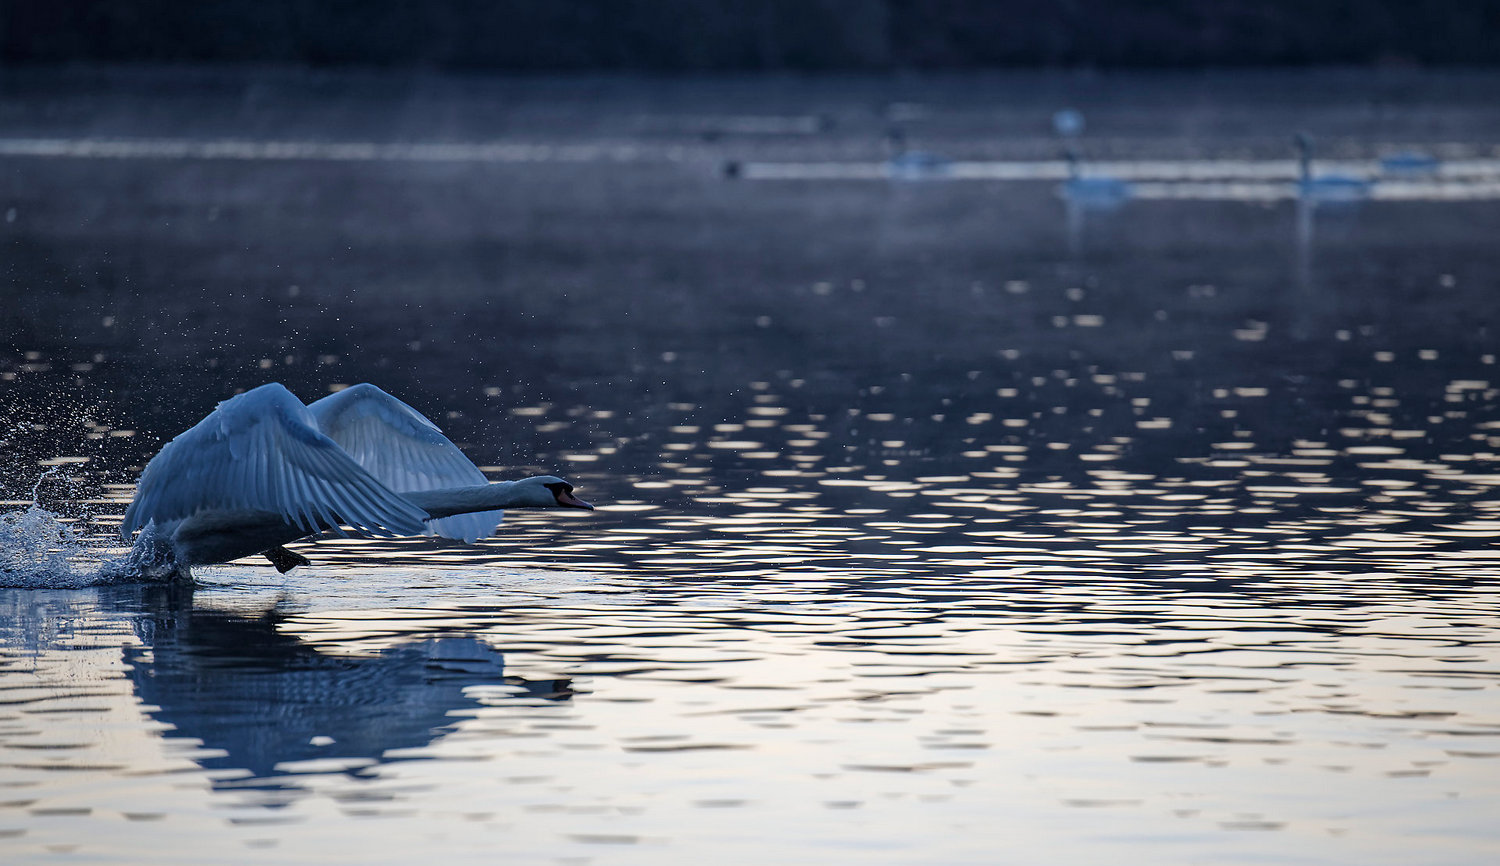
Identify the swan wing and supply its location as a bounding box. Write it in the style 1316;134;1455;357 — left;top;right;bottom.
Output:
122;383;430;540
307;383;501;543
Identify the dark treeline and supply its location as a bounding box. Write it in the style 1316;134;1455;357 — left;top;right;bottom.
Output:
5;1;1500;69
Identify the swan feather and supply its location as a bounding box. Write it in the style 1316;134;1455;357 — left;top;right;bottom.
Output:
307;383;501;543
121;383;430;540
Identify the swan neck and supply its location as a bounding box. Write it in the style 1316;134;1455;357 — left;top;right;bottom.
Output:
404;482;526;520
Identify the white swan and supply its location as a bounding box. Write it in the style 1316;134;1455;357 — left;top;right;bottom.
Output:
1294;133;1371;202
1060;145;1131;209
120;383;593;574
884;125;952;180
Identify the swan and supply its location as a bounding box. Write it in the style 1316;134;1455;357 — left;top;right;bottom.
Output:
1379;149;1439;177
1294;133;1371;202
119;383;594;576
1059;145;1131;210
884;125;952;180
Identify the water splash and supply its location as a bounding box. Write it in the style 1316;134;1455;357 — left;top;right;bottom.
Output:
0;492;180;589
0;505;102;587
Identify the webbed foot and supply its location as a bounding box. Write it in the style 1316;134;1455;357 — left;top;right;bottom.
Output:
263;546;311;573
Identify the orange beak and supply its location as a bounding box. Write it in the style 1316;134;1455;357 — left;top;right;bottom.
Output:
555;489;594;510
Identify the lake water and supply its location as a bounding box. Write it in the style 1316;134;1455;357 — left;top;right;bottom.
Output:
2;69;1500;864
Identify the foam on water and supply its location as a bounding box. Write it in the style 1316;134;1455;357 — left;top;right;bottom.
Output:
0;505;178;589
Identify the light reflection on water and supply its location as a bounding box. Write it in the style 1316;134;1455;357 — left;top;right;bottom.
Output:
3;71;1500;863
4;569;1500;864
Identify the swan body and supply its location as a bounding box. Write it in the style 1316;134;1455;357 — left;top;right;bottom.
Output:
888;149;952;180
1060;146;1131;210
121;383;593;574
1379;150;1439;177
885;125;952;181
1295;133;1371;202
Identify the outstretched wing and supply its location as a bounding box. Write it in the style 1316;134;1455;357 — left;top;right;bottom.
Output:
122;383;430;540
307;383;501;543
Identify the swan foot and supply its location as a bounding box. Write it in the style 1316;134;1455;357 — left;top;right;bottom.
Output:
264;546;311;573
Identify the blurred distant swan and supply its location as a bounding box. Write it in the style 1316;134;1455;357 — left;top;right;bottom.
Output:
120;383;593;575
1295;133;1371;202
1060;145;1131;209
1379;149;1440;177
885;125;952;180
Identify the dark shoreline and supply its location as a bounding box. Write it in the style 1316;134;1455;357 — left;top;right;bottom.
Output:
8;2;1500;70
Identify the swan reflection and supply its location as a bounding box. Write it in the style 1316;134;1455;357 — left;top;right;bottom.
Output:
117;585;572;792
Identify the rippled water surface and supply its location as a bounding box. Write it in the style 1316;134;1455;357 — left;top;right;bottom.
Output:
2;70;1500;864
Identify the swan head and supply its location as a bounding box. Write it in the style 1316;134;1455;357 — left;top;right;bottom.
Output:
513;476;594;510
